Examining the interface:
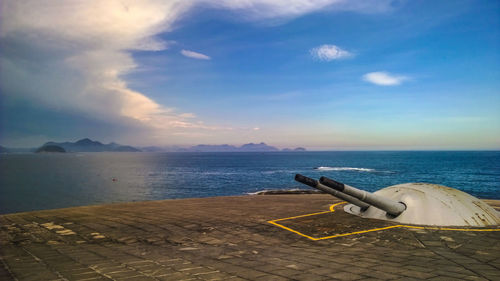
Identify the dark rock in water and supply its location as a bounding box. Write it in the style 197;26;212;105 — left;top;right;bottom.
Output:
252;189;324;195
0;145;7;153
36;145;66;153
294;147;306;151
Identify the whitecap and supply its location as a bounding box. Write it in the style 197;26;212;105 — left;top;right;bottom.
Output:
313;166;376;172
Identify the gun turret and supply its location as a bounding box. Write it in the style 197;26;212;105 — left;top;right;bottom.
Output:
295;174;371;211
319;177;406;217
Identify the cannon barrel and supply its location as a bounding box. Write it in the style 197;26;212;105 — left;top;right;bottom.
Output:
320;177;406;217
295;174;371;211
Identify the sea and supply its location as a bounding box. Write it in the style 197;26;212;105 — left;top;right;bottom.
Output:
1;151;499;214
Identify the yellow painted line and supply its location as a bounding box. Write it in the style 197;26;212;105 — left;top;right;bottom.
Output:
268;202;345;223
329;202;345;212
268;202;500;241
271;210;332;222
399;225;500;232
315;225;404;240
268;221;318;240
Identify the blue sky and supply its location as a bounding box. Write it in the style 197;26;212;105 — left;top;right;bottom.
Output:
1;0;499;149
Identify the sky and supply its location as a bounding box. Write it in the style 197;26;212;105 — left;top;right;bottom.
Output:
0;0;499;150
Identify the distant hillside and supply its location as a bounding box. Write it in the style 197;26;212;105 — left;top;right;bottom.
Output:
188;144;235;152
141;143;306;152
3;141;305;153
187;142;279;152
240;142;280;152
36;145;66;153
0;146;35;153
140;145;190;152
42;138;141;152
281;147;306;152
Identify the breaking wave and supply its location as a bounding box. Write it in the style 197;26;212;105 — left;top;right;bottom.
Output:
247;189;322;195
314;166;376;172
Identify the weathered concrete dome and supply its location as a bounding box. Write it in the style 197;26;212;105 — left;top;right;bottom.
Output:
344;183;500;227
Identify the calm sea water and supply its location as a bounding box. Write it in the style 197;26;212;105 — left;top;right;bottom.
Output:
1;151;499;214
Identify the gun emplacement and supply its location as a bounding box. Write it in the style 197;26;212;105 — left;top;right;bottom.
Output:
295;174;370;211
294;174;500;227
319;176;406;217
295;174;406;217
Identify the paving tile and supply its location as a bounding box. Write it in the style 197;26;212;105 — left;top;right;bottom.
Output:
1;195;499;281
399;269;437;279
327;271;364;280
292;272;331;281
357;269;400;280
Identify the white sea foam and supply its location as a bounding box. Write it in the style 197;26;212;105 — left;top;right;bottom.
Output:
246;189;320;195
313;167;376;172
246;190;271;195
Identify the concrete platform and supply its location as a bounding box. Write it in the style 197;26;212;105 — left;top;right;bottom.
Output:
1;194;499;280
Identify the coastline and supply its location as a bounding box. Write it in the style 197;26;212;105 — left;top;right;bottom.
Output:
2;188;500;215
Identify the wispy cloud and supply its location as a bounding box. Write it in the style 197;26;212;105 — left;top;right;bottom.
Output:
310;44;352;61
362;71;408;86
181;49;211;60
208;0;395;20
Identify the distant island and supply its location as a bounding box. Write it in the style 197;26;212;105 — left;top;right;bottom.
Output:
0;139;306;153
41;138;141;152
191;142;279;152
282;147;306;152
141;142;307;152
0;145;34;153
35;145;66;153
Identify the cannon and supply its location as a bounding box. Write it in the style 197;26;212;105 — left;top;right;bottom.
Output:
295;174;370;211
295;174;500;227
320;176;406;217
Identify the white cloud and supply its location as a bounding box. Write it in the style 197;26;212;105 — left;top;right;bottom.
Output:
206;0;395;20
310;44;352;61
181;49;211;60
0;0;396;144
0;0;207;138
362;71;408;86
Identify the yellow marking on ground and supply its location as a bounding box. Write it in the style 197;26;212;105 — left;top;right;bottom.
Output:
268;202;500;241
315;225;403;240
268;220;318;240
271;211;332;222
329;202;344;212
399;225;500;232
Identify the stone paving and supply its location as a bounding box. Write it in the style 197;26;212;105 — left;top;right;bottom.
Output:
1;195;499;280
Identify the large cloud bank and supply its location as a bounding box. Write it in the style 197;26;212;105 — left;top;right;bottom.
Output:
0;0;394;143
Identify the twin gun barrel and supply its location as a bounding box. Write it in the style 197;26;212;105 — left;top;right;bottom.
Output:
295;174;406;217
